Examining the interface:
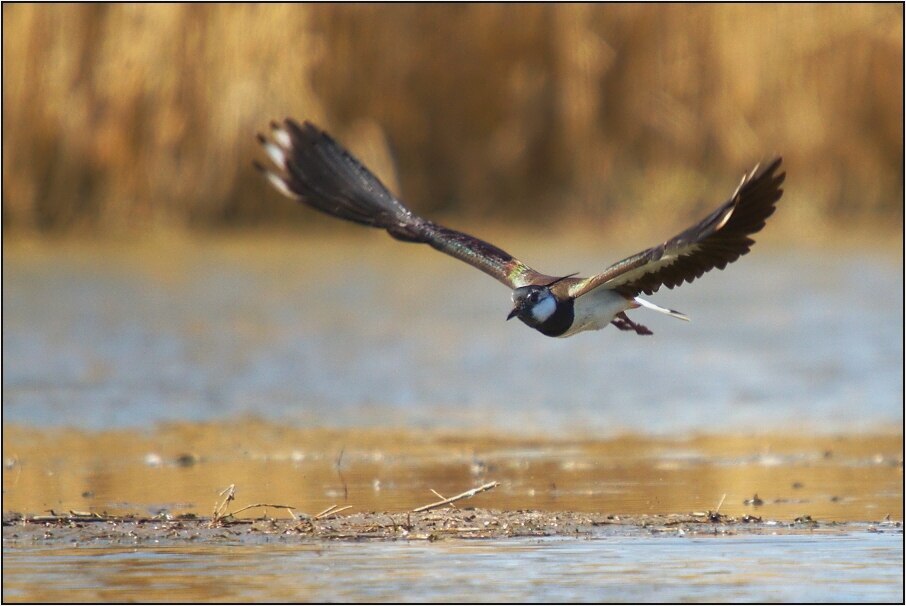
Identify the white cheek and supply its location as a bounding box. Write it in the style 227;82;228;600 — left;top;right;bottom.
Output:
531;295;557;322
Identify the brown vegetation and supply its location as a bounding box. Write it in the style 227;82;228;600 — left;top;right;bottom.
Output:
3;5;902;233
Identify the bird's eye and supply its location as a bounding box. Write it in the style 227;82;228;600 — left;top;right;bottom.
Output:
528;291;539;303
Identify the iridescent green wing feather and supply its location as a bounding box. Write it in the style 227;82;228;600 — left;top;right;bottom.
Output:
418;224;544;288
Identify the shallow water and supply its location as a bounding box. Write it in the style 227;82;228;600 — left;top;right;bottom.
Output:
2;234;903;601
4;531;903;602
2;234;902;434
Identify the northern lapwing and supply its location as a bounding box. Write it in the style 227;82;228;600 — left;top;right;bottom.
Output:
255;119;784;338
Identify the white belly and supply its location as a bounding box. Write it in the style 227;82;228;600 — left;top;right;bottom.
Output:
559;288;633;338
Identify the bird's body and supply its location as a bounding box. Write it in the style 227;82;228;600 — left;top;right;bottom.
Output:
255;119;785;338
570;289;638;337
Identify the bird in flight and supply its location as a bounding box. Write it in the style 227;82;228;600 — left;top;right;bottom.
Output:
255;119;784;338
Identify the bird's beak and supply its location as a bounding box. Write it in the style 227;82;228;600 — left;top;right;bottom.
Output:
506;307;519;321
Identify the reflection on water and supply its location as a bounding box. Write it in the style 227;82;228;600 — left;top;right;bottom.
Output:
2;424;901;522
2;235;902;434
4;532;903;602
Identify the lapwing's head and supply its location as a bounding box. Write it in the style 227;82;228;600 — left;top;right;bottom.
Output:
507;284;557;328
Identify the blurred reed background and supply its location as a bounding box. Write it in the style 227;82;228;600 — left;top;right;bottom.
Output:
2;4;902;234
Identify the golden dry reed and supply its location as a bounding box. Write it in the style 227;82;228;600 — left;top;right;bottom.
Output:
3;5;902;233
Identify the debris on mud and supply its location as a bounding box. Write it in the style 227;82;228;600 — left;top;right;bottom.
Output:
4;509;899;546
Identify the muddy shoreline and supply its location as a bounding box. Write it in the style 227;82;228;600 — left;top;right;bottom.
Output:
4;509;901;547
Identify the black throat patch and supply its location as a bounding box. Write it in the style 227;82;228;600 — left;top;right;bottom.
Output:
530;297;575;338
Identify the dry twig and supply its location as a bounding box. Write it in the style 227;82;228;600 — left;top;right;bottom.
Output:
715;493;727;514
413;481;499;512
315;505;352;520
210;485;297;525
211;485;236;526
228;503;297;518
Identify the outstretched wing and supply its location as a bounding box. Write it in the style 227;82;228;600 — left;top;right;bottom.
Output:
255;119;545;289
568;158;785;299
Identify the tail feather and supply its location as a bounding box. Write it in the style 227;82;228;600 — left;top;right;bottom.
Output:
633;296;691;321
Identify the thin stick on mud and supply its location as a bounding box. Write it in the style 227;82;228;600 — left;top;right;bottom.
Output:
211;484;236;525
210;485;297;525
413;481;499;513
227;503;297;518
315;505;352;520
430;488;458;510
316;505;338;519
715;493;727;514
